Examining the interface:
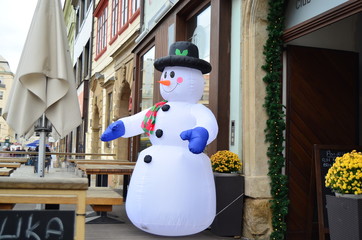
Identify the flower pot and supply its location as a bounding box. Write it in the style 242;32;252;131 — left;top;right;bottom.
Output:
210;173;244;237
326;194;362;240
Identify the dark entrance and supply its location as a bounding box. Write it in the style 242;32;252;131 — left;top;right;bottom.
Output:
285;45;359;239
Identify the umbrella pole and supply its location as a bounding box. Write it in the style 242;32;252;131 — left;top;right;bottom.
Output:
38;131;47;177
35;114;51;177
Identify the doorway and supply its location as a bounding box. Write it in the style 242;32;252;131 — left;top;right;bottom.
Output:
285;45;359;239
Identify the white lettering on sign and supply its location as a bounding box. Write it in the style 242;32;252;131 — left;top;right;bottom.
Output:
285;0;349;29
45;217;64;238
0;217;21;239
25;215;40;240
0;214;66;240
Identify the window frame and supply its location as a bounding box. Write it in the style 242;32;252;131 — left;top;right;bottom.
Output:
129;0;140;23
109;0;119;45
118;0;140;35
94;0;109;60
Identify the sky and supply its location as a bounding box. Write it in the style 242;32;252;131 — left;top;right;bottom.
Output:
0;0;38;72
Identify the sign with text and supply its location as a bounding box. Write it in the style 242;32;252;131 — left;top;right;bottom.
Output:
285;0;349;29
0;210;75;240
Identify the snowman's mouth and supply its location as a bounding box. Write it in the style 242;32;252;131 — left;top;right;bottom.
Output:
162;83;179;93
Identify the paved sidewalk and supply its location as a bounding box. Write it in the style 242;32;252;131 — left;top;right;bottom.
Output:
10;165;238;240
14;203;233;240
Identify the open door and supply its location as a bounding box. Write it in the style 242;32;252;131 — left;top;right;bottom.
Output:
286;45;359;240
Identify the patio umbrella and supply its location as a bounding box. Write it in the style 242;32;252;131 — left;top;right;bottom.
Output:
3;0;81;177
26;140;39;147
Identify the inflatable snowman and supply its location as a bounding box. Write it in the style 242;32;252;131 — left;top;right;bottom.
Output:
101;41;218;236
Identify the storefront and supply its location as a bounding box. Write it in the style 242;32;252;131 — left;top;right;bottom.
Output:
283;1;362;239
129;0;231;161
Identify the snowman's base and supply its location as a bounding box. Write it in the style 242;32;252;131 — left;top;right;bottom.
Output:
86;212;124;224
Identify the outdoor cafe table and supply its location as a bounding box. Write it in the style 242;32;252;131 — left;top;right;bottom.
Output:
0;177;88;240
76;164;135;198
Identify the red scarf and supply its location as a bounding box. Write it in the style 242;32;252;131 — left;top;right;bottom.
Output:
141;100;168;136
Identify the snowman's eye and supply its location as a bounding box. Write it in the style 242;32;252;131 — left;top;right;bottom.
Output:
164;72;167;78
170;71;175;78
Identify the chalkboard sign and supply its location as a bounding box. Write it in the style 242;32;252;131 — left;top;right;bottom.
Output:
0;210;74;240
313;145;362;240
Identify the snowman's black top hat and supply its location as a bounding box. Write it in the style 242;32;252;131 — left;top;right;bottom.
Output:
154;41;212;74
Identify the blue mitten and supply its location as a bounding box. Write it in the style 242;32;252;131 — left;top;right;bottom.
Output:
180;127;209;154
101;120;125;141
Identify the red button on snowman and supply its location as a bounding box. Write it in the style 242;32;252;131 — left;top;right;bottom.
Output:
101;41;218;236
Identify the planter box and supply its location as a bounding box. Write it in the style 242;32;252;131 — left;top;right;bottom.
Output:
326;195;362;240
211;174;244;237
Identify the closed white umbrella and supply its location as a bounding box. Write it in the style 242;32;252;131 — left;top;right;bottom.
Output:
3;0;81;177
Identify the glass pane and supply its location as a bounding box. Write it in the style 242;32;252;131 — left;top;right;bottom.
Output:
187;5;211;106
139;46;155;152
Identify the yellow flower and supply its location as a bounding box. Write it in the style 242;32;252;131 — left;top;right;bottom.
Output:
210;150;242;173
325;150;362;195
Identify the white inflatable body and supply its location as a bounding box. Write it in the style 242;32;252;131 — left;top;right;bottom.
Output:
116;66;218;236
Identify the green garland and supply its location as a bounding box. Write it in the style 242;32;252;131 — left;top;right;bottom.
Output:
261;1;288;240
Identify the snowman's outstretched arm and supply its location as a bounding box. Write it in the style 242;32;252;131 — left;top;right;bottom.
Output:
101;109;149;141
180;104;218;154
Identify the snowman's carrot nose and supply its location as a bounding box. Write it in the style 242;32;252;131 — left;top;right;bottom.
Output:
158;80;171;86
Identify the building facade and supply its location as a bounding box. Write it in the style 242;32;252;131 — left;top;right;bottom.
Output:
86;0;140;163
62;0;93;154
0;56;16;146
77;0;362;238
128;0;270;237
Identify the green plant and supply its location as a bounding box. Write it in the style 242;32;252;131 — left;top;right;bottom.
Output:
210;150;242;173
262;0;288;239
325;150;362;195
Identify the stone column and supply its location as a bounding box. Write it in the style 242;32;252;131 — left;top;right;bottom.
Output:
241;0;273;238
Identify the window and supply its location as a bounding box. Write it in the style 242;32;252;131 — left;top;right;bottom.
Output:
119;0;129;31
110;0;119;43
84;41;90;79
187;5;211;106
85;0;91;12
95;2;108;59
139;46;155;152
0;91;4;100
76;9;80;36
118;0;139;33
80;0;85;23
130;0;140;18
0;108;2;116
76;54;83;86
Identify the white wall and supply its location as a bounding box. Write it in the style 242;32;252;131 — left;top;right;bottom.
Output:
288;14;359;52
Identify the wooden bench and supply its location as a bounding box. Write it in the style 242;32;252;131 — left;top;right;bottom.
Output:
0;162;21;169
85;187;124;224
86;187;123;212
0;177;88;240
0;157;28;163
0;168;14;176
